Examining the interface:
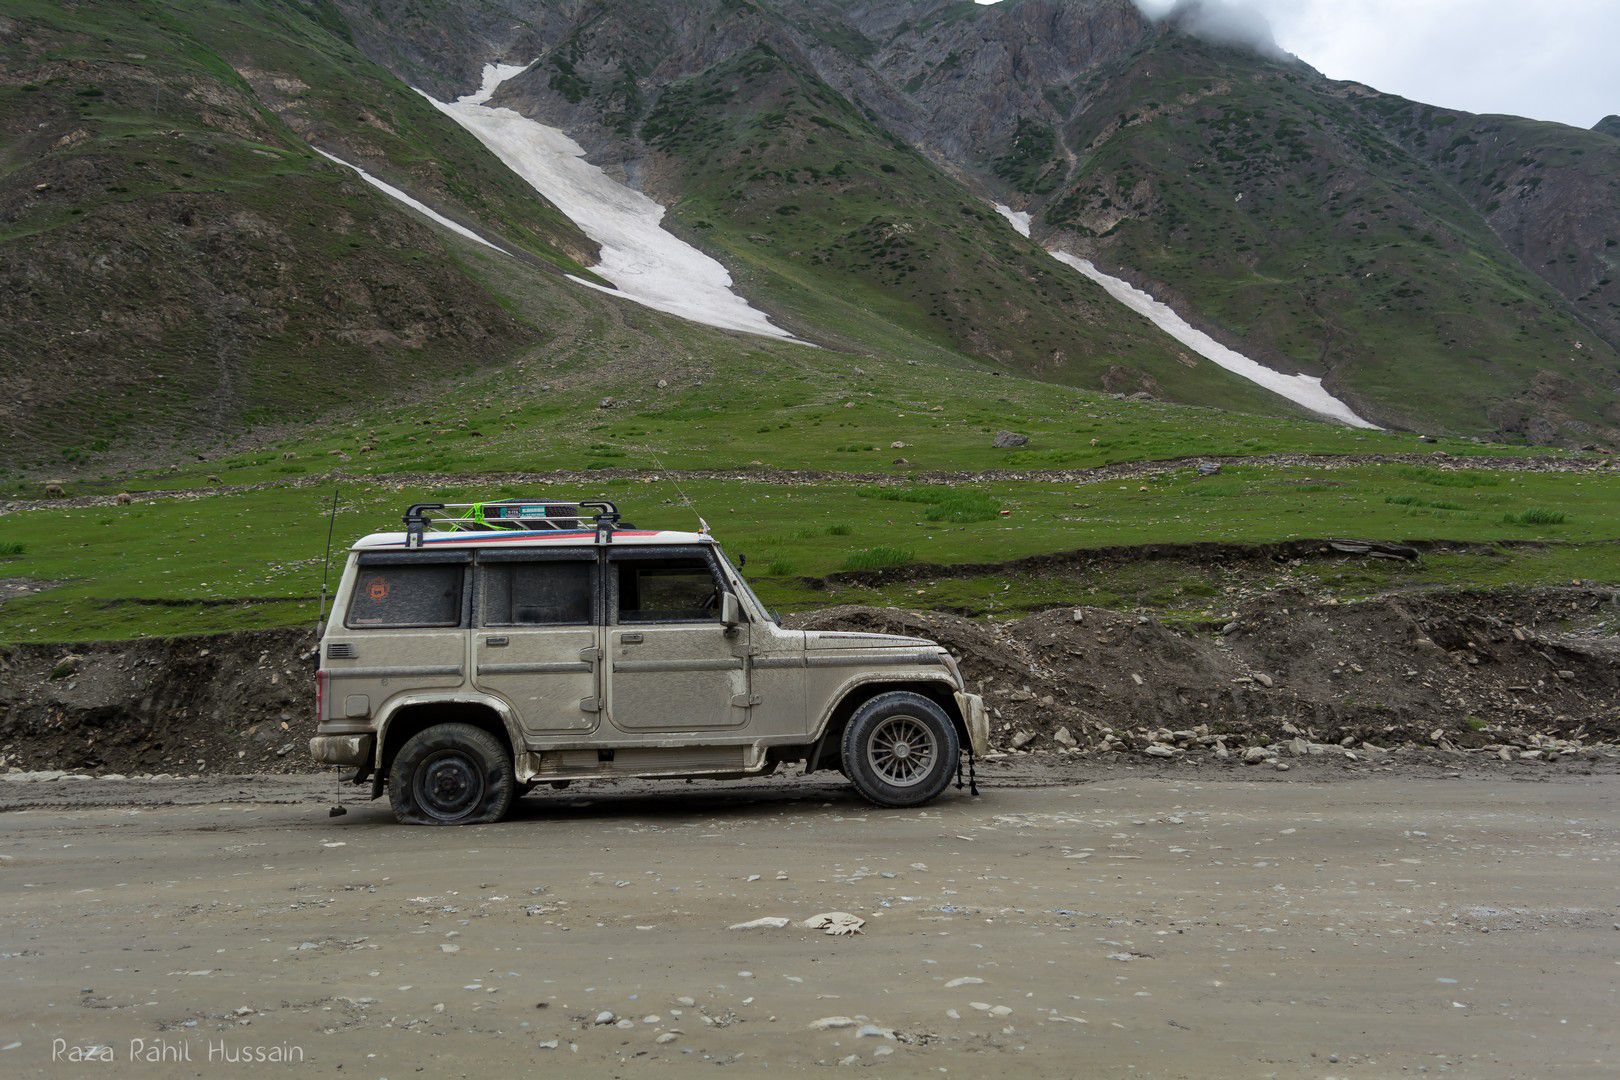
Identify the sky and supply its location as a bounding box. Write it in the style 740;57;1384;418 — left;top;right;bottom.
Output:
978;0;1620;128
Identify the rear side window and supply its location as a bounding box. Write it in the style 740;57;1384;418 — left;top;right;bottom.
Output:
480;561;595;626
346;564;464;628
617;556;721;623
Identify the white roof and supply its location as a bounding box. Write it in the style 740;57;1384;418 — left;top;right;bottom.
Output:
352;528;712;551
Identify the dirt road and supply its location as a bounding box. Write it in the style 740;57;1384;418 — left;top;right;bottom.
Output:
2;761;1616;1077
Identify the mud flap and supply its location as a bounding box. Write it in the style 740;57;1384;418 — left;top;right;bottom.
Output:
803;727;835;776
955;747;980;796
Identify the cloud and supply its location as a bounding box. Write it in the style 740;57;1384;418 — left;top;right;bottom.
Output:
1155;0;1620;128
1135;0;1287;60
981;0;1618;127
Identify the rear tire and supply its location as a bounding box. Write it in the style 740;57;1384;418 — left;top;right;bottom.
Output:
388;723;515;826
840;691;959;808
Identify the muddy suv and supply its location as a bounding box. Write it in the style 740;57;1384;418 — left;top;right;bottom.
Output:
310;500;988;824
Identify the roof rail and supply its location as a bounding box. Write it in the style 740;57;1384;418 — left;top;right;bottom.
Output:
403;500;621;548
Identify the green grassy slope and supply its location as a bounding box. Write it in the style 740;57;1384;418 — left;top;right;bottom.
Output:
0;0;596;469
11;250;1533;499
634;42;1297;415
1034;36;1620;441
1350;98;1620;361
1;263;1604;643
3;457;1612;642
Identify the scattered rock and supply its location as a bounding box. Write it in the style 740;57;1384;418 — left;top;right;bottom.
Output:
800;912;865;936
991;430;1029;449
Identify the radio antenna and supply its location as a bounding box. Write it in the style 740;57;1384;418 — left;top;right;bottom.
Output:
315;485;340;634
647;448;706;533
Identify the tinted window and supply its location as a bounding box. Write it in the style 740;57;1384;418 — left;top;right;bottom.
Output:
480;561;594;626
617;557;720;623
346;564;463;628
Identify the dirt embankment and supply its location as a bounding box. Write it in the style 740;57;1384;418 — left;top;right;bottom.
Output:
0;628;315;776
792;586;1620;759
2;588;1616;776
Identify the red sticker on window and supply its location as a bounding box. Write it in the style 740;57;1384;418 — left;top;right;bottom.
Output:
366;578;390;601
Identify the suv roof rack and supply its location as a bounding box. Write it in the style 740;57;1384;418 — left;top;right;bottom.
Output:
403;500;621;548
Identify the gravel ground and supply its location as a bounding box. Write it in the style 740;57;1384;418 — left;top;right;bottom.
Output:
2;758;1616;1077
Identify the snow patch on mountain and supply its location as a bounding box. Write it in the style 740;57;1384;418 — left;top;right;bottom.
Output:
427;63;797;341
315;148;510;255
994;204;1377;428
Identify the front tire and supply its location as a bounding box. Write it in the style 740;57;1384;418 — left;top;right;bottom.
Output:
388;723;515;826
840;691;959;808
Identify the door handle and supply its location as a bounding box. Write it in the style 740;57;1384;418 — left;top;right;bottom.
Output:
484;635;509;647
620;632;645;644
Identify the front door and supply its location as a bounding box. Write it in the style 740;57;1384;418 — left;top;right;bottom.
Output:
606;547;749;732
471;551;601;736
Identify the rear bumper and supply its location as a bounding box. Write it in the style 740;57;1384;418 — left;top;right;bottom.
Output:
309;734;374;767
955;692;989;757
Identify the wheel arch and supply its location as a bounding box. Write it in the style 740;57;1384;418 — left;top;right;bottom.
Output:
373;694;520;788
804;676;965;774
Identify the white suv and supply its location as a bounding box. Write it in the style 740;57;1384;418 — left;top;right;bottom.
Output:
309;501;988;824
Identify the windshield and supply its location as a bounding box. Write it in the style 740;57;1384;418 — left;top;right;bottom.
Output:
716;547;776;625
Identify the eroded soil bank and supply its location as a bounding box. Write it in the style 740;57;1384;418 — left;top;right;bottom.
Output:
2;586;1616;776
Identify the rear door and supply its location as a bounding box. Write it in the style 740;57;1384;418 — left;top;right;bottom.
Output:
471;550;602;736
606;546;750;732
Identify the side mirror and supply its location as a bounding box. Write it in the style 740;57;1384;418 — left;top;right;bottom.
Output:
720;592;742;627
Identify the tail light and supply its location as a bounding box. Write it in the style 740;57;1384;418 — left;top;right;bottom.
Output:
315;669;328;725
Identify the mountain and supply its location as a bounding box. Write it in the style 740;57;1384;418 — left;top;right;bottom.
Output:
330;0;1620;443
4;0;1618;471
1594;116;1620;139
0;0;601;466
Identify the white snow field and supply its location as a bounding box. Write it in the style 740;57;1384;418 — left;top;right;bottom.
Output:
993;204;1378;428
315;148;510;254
426;63;797;341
